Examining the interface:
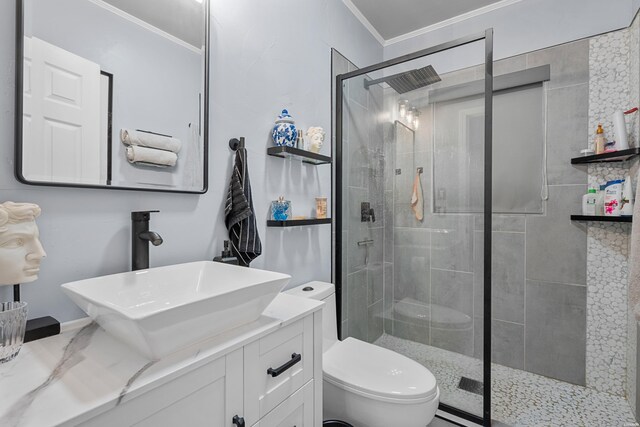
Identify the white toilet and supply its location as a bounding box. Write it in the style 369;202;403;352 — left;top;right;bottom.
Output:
286;281;439;427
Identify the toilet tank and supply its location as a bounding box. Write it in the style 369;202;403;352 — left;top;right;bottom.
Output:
285;281;337;351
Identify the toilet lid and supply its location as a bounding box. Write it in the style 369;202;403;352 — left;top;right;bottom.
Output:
323;338;438;403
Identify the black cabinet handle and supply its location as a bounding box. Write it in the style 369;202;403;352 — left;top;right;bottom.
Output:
232;415;245;427
267;353;302;377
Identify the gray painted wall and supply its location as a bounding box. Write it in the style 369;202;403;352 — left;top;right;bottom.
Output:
0;0;382;322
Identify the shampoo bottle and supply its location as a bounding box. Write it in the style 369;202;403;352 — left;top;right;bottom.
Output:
595;124;606;155
604;180;624;216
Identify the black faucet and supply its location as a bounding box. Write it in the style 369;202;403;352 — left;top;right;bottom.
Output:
131;210;163;271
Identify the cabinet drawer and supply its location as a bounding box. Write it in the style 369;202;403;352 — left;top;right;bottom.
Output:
252;380;314;427
244;317;314;424
81;357;227;427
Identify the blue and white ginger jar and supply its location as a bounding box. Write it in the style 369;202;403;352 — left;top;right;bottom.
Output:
272;109;298;147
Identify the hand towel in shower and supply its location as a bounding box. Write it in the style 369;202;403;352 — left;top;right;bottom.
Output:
411;171;424;221
225;147;262;267
628;169;640;319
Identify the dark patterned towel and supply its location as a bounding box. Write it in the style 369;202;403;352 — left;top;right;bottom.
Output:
225;147;262;266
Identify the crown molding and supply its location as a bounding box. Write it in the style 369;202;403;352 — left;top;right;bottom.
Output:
341;0;386;46
86;0;203;54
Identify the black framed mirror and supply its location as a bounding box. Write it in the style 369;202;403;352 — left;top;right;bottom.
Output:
15;0;209;193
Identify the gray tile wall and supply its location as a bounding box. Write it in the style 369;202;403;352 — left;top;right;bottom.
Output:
384;39;589;385
339;39;590;386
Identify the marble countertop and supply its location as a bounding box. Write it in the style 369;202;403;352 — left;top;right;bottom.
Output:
0;293;323;427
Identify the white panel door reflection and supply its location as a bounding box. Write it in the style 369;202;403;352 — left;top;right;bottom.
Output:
23;36;102;184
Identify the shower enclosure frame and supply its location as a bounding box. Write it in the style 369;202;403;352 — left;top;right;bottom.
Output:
334;29;494;426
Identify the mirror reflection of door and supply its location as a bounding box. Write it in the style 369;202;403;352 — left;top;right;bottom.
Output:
18;0;208;193
22;36;109;185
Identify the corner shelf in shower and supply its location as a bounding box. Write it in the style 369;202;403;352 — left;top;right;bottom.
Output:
267;146;331;165
570;148;640;164
570;215;632;223
267;218;332;227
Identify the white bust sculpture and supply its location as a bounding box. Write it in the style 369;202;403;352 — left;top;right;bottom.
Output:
0;202;46;285
306;127;325;153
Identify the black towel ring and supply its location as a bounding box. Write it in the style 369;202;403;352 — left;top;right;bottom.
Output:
229;137;245;151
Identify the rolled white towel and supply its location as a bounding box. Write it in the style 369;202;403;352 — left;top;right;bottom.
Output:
120;129;182;153
126;146;177;167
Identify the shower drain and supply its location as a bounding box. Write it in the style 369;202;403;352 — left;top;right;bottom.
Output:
458;377;484;395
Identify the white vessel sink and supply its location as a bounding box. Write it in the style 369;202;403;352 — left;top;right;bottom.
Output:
61;261;290;359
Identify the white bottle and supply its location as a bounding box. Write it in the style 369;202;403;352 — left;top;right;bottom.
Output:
596;184;606;216
582;188;598;216
613;110;629;150
621;176;634;216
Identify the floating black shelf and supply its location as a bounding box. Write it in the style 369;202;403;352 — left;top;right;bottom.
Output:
570;215;632;223
267;146;331;165
267;218;332;227
571;148;640;164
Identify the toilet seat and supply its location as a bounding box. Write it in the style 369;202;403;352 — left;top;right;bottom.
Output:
323;337;438;404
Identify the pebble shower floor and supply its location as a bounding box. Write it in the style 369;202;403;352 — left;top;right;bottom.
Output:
375;334;638;426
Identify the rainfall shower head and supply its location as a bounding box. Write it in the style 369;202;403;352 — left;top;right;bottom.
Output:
364;65;441;94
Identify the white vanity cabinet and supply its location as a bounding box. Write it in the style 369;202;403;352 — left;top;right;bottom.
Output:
79;312;322;427
0;294;322;427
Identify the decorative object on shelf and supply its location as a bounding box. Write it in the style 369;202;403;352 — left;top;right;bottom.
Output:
306;127;325;154
0;202;52;361
296;129;305;150
271;197;292;221
316;197;328;219
272;109;298;147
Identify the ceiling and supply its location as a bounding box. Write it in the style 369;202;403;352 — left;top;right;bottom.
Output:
348;0;504;41
102;0;204;48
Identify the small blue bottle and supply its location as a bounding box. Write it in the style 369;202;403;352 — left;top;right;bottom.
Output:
271;197;291;221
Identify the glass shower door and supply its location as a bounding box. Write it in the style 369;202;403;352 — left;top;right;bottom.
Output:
335;31;493;424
